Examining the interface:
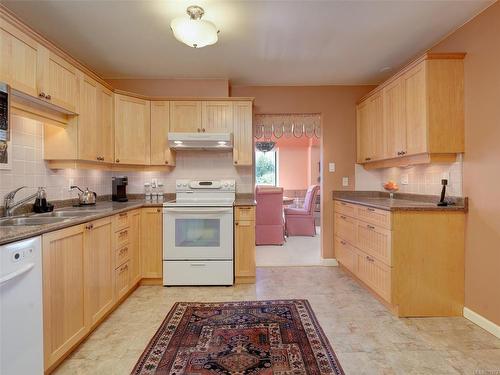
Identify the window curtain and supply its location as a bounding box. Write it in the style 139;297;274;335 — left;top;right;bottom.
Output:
254;114;321;140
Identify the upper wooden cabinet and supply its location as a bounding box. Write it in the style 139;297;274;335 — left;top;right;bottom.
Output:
77;75;99;162
0;21;78;113
202;101;234;133
357;53;465;169
99;87;115;163
233;101;253;166
170;101;202;132
114;94;151;165
150;101;175;166
0;21;40;98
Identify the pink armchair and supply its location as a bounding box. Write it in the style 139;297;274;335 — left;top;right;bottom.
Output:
255;185;285;245
284;185;320;236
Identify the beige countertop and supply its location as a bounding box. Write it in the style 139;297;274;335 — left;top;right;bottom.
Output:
332;191;468;212
234;194;256;206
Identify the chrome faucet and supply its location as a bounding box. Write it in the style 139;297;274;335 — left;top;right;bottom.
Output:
3;186;45;217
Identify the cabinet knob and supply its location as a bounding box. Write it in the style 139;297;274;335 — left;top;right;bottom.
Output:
116;159;120;163
197;128;201;132
235;222;239;226
234;161;238;165
46;94;51;100
365;157;372;161
156;209;161;213
367;224;375;230
165;160;169;164
202;128;206;132
39;92;46;98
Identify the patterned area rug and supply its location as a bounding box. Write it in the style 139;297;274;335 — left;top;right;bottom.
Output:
132;300;344;374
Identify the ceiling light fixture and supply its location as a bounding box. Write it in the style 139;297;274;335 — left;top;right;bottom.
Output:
170;5;219;48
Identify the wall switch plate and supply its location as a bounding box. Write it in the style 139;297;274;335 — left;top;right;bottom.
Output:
329;163;336;172
342;177;349;187
401;174;409;185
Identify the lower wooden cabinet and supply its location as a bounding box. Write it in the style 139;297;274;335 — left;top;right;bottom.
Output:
141;208;163;279
115;261;131;300
84;217;114;328
334;199;465;317
234;206;256;283
129;209;142;285
42;225;88;371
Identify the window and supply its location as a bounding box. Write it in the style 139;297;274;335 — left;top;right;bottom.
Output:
255;149;278;186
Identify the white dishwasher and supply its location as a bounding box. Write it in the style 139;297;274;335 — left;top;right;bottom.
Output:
0;236;43;375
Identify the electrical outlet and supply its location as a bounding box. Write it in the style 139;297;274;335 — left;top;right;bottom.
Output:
342;177;349;187
401;174;409;185
68;178;74;191
328;163;336;172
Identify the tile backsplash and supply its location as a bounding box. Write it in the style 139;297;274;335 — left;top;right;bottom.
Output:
355;155;463;197
0;116;253;206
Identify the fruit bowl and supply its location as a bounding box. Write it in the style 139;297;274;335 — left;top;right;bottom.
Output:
383;181;399;198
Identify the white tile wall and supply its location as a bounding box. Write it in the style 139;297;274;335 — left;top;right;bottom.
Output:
355;154;464;197
0;117;253;206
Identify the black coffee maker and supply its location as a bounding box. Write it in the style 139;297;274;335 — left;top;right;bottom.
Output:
112;176;128;202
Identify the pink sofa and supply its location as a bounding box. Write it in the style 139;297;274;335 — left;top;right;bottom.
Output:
284;185;320;236
255;185;285;245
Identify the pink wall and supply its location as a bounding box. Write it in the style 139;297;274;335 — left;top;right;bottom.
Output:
105;78;229;97
278;145;309;190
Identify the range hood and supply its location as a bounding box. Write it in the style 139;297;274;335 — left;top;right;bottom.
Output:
168;132;233;150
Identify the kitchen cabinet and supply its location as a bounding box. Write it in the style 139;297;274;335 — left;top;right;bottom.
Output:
150;101;175;166
38;48;79;113
77;75;99;161
334;199;465;317
99;86;114;163
129;209;142;285
234;206;256;283
233;101;253;166
42;225;88;370
114;94;151;165
84;217;114;328
0;21;40;98
202;101;234;133
357;53;465;169
140;208;163;279
169;100;202;132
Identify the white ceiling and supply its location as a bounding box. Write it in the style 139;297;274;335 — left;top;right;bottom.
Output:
2;0;493;85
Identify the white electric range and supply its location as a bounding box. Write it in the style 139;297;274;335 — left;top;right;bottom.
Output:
162;179;235;286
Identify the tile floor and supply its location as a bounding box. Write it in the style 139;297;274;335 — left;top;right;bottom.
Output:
256;227;322;266
54;267;500;375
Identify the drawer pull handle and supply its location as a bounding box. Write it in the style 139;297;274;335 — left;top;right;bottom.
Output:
119;212;127;217
239;207;252;210
190;263;206;267
366;256;374;262
340;240;346;245
120;264;128;272
367;225;375;230
367;208;375;212
340;215;347;220
119;230;128;237
119;247;128;255
340;202;347;206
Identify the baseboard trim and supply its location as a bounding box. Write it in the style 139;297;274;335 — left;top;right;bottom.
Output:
320;258;339;266
463;307;500;339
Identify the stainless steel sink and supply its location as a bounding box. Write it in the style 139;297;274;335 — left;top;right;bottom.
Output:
0;217;69;226
37;209;112;218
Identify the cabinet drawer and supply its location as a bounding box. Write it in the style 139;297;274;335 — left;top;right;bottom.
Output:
356;205;391;229
334;200;356;218
114;212;129;231
235;206;255;221
334;213;356;245
115;261;130;300
115;244;130;268
356;222;392;266
335;236;357;274
114;227;130;249
357;252;392;303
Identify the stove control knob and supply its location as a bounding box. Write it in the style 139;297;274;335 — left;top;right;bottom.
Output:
223;183;228;188
176;183;181;187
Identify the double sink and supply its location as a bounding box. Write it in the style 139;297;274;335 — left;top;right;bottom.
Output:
0;208;113;226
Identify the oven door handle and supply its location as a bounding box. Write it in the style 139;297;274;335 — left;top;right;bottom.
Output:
164;208;233;214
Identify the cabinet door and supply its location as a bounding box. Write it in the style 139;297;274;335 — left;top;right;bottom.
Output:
77;75;99;162
356;100;371;163
84;217;114;327
39;50;79;113
202;101;234;133
335;236;357;274
169;101;202;132
141;208;163;279
356;222;392;266
151;101;175;166
129;209;142;285
369;93;385;160
403;62;428;155
42;225;88;369
115;261;130;300
99;87;114;163
233;101;253;166
235;219;256;279
357;252;392;303
383;78;406;159
0;22;40;97
114;94;151;165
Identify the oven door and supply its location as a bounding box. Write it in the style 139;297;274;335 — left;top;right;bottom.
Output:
163;206;233;260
